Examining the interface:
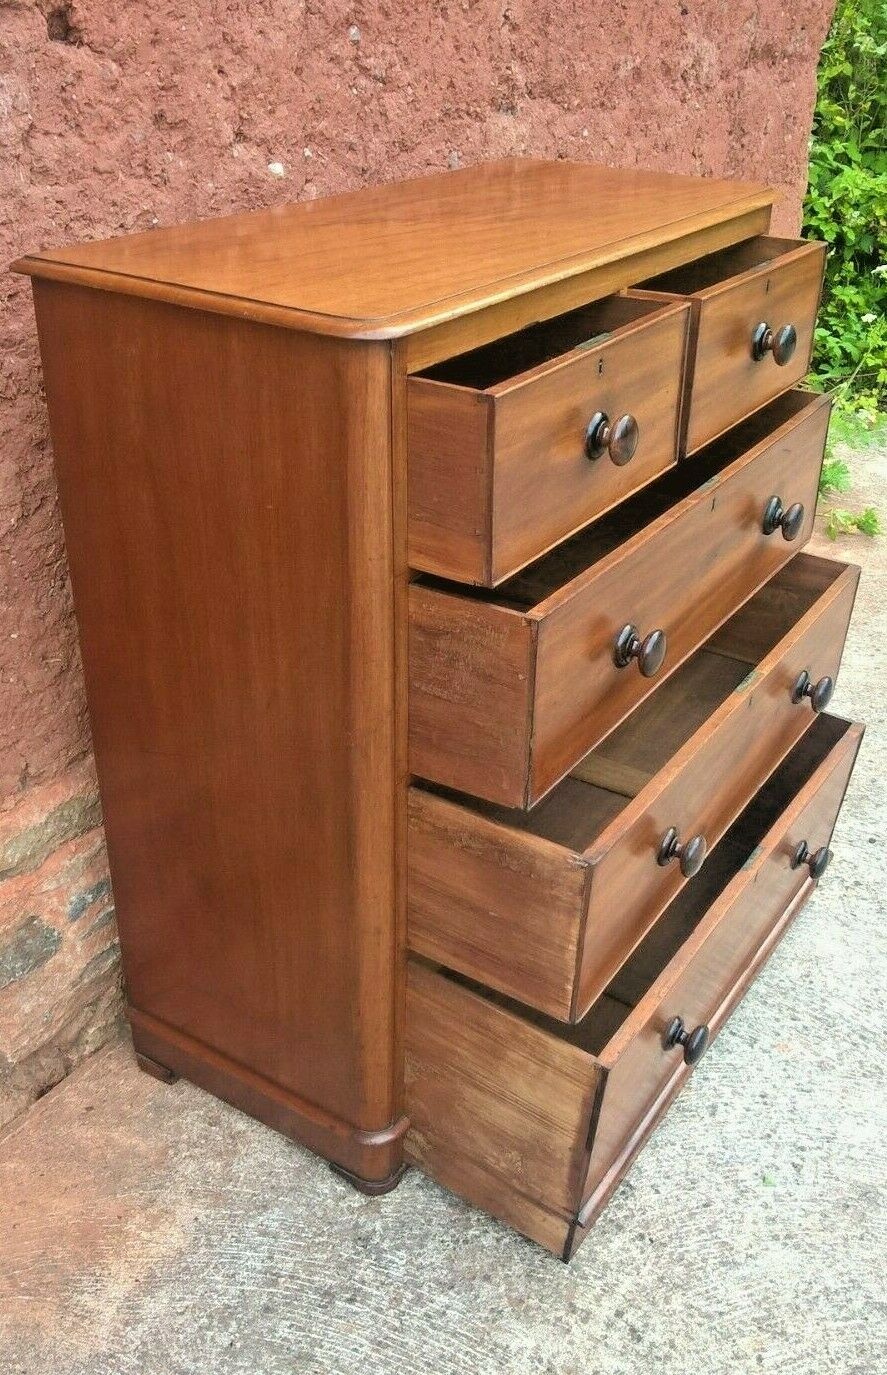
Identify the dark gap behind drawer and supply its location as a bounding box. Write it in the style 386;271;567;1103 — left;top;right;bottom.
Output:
417;295;657;389
640;235;802;295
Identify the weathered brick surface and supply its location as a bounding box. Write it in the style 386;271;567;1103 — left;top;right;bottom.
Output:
0;760;122;1125
0;0;835;1121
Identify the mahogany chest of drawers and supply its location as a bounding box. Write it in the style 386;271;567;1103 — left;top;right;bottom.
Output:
15;160;863;1261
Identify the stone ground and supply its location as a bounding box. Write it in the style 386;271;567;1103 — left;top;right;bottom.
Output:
1;443;885;1375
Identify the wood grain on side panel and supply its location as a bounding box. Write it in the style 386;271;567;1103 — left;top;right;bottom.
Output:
32;280;402;1181
405;961;598;1217
407;788;589;1018
407;380;492;584
408;585;535;805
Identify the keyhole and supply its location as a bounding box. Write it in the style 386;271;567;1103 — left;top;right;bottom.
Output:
598;358;604;376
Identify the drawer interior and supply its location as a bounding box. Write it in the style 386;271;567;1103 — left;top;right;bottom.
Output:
414;390;817;613
577;552;849;794
444;714;853;1058
642;235;806;296
416;294;672;391
418;552;847;848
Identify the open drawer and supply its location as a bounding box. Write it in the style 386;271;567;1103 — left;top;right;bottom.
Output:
642;235;825;454
406;714;864;1260
409;390;830;808
409;553;859;1020
407;293;690;585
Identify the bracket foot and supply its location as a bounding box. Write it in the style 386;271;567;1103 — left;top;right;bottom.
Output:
135;1051;179;1084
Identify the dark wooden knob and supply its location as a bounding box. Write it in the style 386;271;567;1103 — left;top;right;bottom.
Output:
657;826;708;877
792;670;834;713
613;624;667;676
585;410;639;466
762;495;805;541
792;840;832;880
752;321;798;366
664;1016;709;1066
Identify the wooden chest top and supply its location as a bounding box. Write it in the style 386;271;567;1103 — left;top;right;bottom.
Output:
13;159;771;338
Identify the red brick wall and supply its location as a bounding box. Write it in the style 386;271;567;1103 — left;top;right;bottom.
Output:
0;0;835;1123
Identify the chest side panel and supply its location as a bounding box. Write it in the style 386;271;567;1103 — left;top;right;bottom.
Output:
32;281;401;1174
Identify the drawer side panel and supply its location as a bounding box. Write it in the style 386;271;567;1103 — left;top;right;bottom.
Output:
408;586;535;806
405;962;598;1218
407;378;492;583
407;788;587;1020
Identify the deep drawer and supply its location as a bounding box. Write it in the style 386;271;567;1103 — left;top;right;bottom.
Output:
407;293;690;585
409;390;830;808
409;553;859;1020
643;235;825;454
405;715;864;1260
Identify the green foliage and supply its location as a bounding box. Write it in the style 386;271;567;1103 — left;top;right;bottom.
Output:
819;456;853;494
824;505;882;539
816;408;884;534
804;0;886;535
825;403;887;449
803;0;887;413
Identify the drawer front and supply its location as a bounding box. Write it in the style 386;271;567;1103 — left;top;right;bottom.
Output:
487;304;688;583
405;721;862;1258
685;242;824;453
407;557;857;1024
407;301;689;586
580;719;864;1221
530;395;829;800
573;558;859;1016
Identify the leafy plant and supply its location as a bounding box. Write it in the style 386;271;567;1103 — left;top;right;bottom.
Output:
819;457;853;495
804;0;887;413
803;0;885;535
824;506;882;539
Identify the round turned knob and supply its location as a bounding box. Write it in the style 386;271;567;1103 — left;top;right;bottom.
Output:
613;623;667;676
752;321;798;366
657;826;708;878
664;1015;709;1066
762;495;805;541
585;410;639;466
791;669;834;713
792;840;832;880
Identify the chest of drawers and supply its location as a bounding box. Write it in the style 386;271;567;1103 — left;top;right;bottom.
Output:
15;160;863;1260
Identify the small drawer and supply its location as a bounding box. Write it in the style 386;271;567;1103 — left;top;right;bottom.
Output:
409;552;859;1020
407;293;690;585
643;235;825;454
406;715;864;1259
410;389;830;808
